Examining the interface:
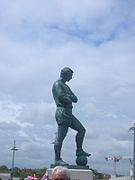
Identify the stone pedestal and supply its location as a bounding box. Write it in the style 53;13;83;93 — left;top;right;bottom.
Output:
47;167;93;180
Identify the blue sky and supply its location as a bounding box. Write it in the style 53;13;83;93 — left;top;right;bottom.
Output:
0;0;135;176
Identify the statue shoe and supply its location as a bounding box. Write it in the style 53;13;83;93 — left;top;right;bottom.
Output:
55;159;69;166
76;149;91;157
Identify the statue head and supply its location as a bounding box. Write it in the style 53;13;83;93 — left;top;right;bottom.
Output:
60;67;73;81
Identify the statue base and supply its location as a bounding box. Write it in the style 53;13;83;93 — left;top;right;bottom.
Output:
50;164;89;169
47;167;93;180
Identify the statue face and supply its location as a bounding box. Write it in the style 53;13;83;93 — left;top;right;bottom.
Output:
64;72;73;81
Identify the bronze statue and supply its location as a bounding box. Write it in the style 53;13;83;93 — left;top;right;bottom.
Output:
52;67;90;166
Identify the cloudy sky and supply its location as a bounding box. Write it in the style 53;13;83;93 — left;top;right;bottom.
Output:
0;0;135;176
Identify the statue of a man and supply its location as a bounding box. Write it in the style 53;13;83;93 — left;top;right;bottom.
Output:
52;67;90;166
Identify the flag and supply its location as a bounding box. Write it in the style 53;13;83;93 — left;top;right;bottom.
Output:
41;171;49;180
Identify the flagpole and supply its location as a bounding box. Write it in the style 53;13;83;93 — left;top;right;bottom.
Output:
11;140;18;180
129;123;135;180
133;123;135;180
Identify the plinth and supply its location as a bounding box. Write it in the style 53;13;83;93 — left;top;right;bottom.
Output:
47;166;93;180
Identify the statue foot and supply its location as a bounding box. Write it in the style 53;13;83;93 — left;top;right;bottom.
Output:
76;149;91;157
55;159;69;166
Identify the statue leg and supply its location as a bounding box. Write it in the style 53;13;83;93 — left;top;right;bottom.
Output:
54;125;69;165
70;115;91;157
54;142;62;161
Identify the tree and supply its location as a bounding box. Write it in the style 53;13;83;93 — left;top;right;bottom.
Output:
0;165;8;171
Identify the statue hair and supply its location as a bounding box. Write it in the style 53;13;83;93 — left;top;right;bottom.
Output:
60;67;73;78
